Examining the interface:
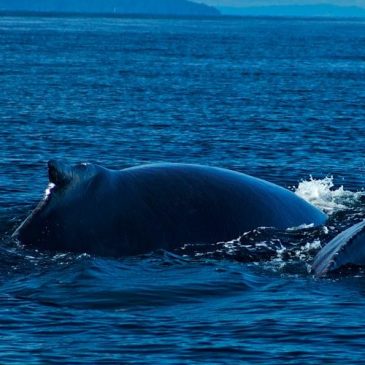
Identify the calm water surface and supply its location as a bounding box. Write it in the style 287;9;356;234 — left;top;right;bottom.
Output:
1;15;365;363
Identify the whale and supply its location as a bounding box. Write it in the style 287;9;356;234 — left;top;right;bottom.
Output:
312;220;365;276
13;161;327;257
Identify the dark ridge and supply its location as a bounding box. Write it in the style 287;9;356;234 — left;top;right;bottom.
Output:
0;0;220;16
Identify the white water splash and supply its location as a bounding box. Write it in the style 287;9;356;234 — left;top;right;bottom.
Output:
294;176;364;215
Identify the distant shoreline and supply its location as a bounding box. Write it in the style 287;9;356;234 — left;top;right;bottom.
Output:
0;11;364;21
0;11;222;19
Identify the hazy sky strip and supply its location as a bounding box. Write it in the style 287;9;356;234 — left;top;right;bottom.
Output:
201;0;365;7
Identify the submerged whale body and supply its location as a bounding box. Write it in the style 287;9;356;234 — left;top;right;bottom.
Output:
14;161;327;257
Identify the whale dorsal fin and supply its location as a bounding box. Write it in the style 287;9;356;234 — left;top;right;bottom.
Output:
48;160;73;187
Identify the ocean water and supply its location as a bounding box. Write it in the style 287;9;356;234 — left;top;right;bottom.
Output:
1;15;365;363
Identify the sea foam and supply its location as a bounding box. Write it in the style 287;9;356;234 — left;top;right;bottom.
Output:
294;176;364;215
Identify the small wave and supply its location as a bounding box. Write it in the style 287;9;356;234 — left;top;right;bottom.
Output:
294;176;364;215
1;254;259;310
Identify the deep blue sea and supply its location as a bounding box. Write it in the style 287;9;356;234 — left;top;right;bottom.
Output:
1;15;365;363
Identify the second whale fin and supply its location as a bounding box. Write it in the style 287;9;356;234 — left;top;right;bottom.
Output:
311;219;365;276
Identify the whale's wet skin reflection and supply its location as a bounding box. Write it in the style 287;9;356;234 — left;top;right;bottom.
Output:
2;15;365;365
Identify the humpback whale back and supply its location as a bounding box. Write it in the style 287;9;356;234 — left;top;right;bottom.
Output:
13;161;327;257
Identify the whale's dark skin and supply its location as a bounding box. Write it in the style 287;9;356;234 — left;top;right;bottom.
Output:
312;220;365;276
13;161;327;257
